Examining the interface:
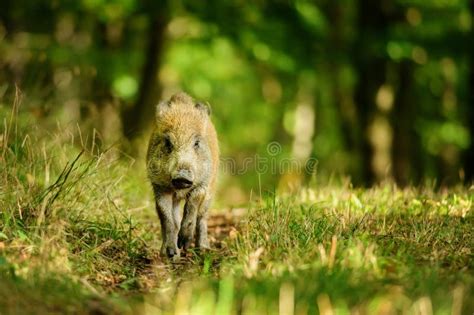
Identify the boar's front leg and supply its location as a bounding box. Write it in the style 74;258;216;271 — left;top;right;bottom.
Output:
179;194;211;251
196;205;210;249
154;188;179;258
178;189;207;250
178;200;198;250
195;197;211;249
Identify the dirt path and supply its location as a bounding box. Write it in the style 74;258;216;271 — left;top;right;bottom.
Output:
135;208;247;289
207;207;246;248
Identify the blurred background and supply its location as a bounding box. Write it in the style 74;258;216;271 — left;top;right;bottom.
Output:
0;0;472;204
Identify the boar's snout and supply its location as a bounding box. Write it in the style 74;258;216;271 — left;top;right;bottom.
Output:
171;168;194;189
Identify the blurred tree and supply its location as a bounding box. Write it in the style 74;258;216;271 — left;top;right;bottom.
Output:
0;0;12;35
465;0;474;182
323;0;362;182
122;2;169;142
0;0;472;191
392;60;420;186
353;0;393;185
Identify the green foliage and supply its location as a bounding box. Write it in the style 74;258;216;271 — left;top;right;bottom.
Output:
0;110;473;314
0;0;472;190
0;1;473;312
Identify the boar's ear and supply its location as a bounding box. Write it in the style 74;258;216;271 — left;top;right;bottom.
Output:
195;101;211;116
155;101;171;119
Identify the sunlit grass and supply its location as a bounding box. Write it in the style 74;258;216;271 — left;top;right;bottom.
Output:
0;107;473;314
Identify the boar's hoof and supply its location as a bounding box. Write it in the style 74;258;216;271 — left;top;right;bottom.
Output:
178;234;192;250
162;246;180;260
166;247;178;258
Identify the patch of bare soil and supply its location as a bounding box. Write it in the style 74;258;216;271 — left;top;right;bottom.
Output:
208;207;246;248
132;208;247;291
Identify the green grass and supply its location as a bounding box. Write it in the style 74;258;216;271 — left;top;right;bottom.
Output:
0;107;473;314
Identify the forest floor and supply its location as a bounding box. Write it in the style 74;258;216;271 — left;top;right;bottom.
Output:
1;114;473;314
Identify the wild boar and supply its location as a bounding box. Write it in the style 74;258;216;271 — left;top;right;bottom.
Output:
146;92;219;259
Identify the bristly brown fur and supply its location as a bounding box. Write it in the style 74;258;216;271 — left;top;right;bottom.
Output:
146;92;219;259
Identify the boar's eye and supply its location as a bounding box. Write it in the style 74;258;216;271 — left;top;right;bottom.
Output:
194;139;200;149
163;136;173;152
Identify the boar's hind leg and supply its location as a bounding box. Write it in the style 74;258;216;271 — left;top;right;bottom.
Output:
154;190;179;258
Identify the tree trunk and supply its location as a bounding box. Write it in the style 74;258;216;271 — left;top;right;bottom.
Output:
464;0;474;183
353;0;392;186
121;14;167;141
326;1;365;184
392;60;420;186
0;0;12;36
